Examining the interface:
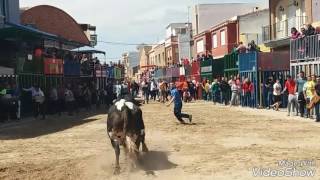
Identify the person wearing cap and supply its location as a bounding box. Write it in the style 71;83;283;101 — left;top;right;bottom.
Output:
282;75;298;116
167;83;192;124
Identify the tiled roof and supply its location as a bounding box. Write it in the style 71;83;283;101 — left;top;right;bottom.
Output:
21;5;90;45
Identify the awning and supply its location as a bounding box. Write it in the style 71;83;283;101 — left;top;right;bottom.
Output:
0;22;58;41
71;46;105;55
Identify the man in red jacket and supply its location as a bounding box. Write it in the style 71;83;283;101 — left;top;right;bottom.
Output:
242;78;254;107
282;75;298;116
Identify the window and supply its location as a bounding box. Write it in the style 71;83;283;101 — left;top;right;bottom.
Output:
196;40;204;53
180;28;187;34
220;30;226;46
0;0;5;16
213;34;218;48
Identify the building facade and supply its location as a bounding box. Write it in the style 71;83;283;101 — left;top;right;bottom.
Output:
122;51;139;79
154;42;166;67
178;23;192;62
238;9;270;52
138;45;152;70
80;24;97;47
165;36;179;66
313;0;320;26
148;47;155;67
210;19;238;58
193;31;212;57
192;3;267;36
263;0;312;51
165;23;192;65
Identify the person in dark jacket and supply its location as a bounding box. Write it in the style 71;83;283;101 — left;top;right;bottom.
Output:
265;77;274;109
305;24;316;36
220;77;230;105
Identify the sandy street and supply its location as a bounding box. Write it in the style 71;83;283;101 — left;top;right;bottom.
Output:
0;101;320;180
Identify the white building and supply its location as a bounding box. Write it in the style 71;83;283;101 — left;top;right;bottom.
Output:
166;23;192;63
192;3;268;36
238;9;269;49
122;51;139;79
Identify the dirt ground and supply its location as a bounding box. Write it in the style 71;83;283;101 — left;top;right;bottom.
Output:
1;101;320;180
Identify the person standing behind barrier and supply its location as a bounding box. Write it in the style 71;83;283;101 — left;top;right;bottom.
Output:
230;79;240;106
23;84;45;120
159;80;166;103
10;82;21;120
204;80;211;101
105;82;113;108
242;78;253;107
211;79;220;105
49;86;58;115
282;75;298;116
296;71;307;117
150;79;157;101
141;80;149;104
82;84;92;111
65;84;75;116
265;77;274;109
314;77;320;122
270;79;282;111
220;77;229;105
189;80;195;101
303;75;315;118
57;85;65;115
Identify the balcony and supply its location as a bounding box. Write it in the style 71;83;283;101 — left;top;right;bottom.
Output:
290;34;320;61
262;16;307;46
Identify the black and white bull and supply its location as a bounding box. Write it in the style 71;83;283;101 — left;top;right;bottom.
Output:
107;98;148;174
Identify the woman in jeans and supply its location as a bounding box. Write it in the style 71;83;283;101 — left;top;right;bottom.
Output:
230;80;239;106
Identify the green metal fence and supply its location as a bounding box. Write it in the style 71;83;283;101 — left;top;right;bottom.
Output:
224;52;239;78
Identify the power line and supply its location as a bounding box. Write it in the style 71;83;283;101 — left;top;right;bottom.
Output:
98;40;158;46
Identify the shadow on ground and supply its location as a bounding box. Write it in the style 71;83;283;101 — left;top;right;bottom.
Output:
0;111;105;140
137;151;177;173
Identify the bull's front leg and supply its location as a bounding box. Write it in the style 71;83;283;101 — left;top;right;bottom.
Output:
140;129;148;152
111;139;121;175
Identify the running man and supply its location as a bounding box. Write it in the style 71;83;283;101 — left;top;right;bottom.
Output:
167;84;192;124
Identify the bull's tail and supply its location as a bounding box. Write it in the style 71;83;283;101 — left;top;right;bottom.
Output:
121;105;130;137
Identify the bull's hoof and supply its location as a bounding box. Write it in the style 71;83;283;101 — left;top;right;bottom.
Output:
142;144;149;152
114;166;121;175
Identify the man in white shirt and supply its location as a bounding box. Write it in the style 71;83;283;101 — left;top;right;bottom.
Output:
271;80;282;111
23;84;45;120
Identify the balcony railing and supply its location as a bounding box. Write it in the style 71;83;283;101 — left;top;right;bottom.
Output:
262;16;307;42
290;34;320;61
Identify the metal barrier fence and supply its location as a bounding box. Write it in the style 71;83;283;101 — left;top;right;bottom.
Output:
291;60;320;79
224;52;238;78
239;52;290;108
290;34;320;61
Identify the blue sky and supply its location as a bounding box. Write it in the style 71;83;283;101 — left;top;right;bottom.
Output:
20;0;267;63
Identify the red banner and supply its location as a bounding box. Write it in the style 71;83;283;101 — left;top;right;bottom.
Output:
44;58;63;75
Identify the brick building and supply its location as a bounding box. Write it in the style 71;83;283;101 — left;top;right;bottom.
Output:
193;31;212;57
210;18;238;58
